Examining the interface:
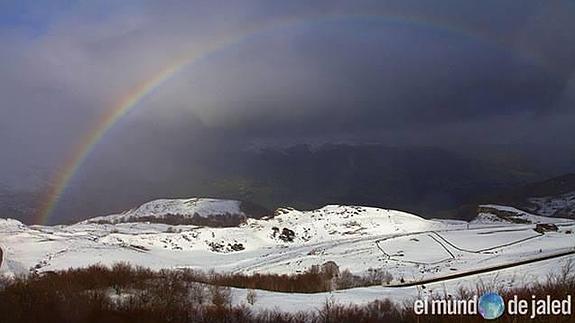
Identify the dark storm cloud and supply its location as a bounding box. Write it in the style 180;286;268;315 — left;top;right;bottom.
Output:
1;0;575;190
161;17;571;144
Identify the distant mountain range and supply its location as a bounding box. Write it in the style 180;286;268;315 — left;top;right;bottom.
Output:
0;144;573;224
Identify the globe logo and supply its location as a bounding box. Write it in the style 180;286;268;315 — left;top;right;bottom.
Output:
478;292;505;320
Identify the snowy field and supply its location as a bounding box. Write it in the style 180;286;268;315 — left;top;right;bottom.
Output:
1;201;574;312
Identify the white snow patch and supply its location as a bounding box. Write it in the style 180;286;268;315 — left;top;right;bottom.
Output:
83;198;244;224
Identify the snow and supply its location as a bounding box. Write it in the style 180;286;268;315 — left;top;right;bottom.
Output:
83;198;245;224
230;254;575;313
1;201;574;312
526;191;575;218
472;204;573;224
0;218;26;232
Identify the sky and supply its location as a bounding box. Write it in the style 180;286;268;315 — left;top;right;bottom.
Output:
1;1;574;207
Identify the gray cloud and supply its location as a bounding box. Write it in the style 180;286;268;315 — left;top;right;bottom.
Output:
1;0;574;192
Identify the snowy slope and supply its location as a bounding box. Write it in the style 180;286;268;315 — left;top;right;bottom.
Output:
472;204;573;224
82;198;261;226
1;201;574;309
0;204;443;276
230;254;575;313
0;218;26;232
258;205;441;242
525;191;575;218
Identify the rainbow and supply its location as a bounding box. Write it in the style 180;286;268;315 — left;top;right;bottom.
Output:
35;13;546;224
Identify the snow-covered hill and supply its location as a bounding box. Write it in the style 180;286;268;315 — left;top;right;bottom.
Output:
472;204;573;224
525;191;575;218
0;204;445;276
477;174;575;219
83;198;270;227
1;200;574;311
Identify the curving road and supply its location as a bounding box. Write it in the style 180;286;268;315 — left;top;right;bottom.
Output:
373;223;575;287
384;249;575;288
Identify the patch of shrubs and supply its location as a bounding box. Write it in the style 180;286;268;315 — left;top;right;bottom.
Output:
0;262;401;323
271;227;296;242
0;261;573;323
279;228;296;242
208;242;245;253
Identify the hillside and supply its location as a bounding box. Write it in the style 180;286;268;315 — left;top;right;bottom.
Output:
83;198;271;227
472;204;574;224
447;174;575;220
1;201;573;279
1;200;574;315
